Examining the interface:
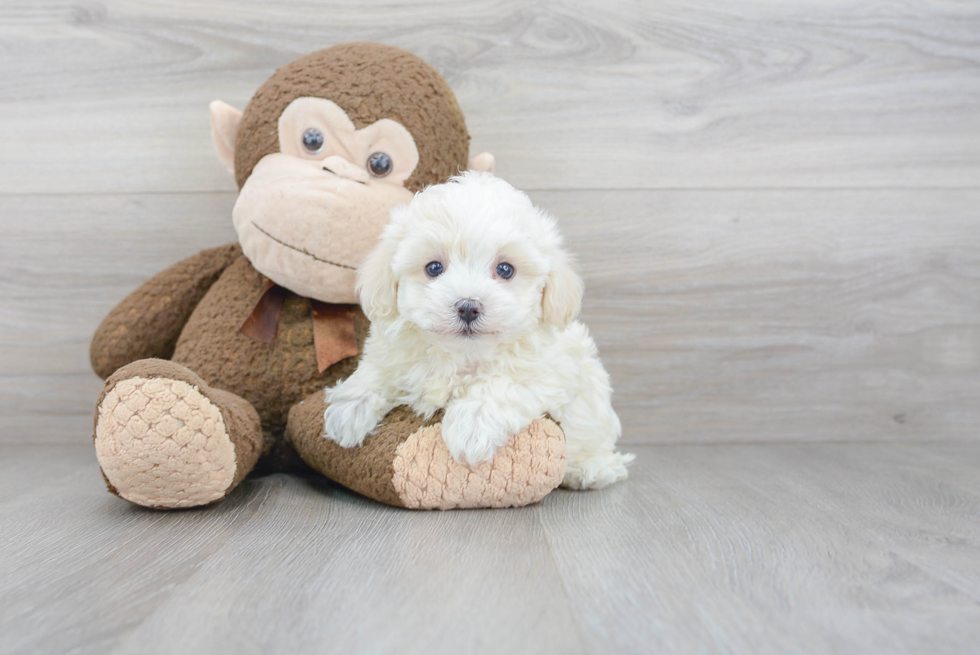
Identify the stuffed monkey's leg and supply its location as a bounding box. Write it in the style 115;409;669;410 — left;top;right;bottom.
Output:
94;359;262;509
286;391;567;510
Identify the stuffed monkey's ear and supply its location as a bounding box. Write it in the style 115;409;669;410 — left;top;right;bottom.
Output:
541;254;584;329
468;152;495;174
356;238;399;322
209;100;243;177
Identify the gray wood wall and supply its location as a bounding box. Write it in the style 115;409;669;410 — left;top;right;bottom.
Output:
2;0;978;445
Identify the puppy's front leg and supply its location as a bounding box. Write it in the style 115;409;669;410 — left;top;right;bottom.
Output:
323;362;394;448
441;387;540;465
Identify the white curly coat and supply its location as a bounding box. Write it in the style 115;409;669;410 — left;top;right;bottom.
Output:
323;173;633;489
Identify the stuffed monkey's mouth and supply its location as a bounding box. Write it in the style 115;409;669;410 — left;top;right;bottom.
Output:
250;221;357;271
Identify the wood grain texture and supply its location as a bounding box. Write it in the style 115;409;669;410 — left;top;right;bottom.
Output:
0;0;979;193
0;445;582;655
0;192;238;443
545;189;980;444
1;442;979;655
3;190;978;444
536;441;980;655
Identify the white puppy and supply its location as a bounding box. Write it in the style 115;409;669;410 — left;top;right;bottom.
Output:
322;172;633;489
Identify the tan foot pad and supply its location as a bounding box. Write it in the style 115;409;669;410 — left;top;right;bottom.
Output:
392;419;566;510
95;377;236;509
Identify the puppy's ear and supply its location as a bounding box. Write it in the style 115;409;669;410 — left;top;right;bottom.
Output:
541;253;584;328
356;237;399;321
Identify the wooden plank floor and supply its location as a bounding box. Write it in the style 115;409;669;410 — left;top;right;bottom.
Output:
1;1;979;653
2;442;979;655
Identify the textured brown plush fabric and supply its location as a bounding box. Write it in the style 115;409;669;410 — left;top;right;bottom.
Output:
234;42;470;192
286;395;434;507
90;244;244;380
94;358;263;504
171;255;369;464
209;386;265;492
286;392;568;510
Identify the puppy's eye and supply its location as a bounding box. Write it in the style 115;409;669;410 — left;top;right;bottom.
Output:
367;151;393;177
495;262;515;280
302;128;324;154
425;261;444;278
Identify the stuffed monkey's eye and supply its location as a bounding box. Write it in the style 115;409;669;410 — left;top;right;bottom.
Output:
302;128;324;154
496;262;515;280
425;261;444;278
367;151;393;177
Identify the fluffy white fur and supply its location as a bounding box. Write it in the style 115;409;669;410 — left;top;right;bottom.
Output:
323;172;633;489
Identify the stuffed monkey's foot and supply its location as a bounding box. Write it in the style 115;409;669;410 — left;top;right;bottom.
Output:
94;359;262;509
288;392;567;510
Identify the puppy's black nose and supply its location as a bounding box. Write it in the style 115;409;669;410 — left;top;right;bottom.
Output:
456;299;482;325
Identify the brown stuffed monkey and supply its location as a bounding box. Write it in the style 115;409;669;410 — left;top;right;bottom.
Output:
90;43;566;510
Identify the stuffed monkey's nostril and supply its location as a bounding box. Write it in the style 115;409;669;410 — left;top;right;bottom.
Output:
456;299;481;325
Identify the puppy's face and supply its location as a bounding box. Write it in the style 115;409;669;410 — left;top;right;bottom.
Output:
393;212;549;342
358;173;583;346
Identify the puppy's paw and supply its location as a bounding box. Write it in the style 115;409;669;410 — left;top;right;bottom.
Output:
322;389;388;449
441;400;515;465
562;450;635;490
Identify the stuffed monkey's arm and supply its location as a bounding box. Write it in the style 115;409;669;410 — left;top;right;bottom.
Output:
90;243;243;379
